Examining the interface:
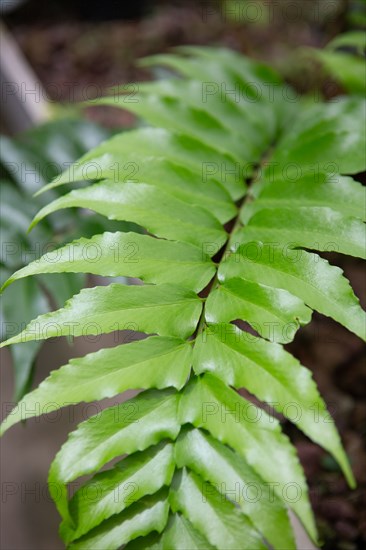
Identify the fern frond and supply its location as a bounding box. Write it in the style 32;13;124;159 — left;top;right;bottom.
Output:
1;46;365;549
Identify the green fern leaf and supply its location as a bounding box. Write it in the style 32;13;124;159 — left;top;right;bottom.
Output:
245;173;366;221
64;442;175;543
3;232;216;292
69;491;170;550
169;469;266;550
175;427;296;549
193;325;354;484
0;337;192;435
180;374;317;540
219;243;365;340
205;277;312;343
49;390;180;523
0;283;202;345
1;46;365;549
157;513;215;550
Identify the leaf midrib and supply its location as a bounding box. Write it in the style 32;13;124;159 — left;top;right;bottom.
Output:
193;145;275;343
